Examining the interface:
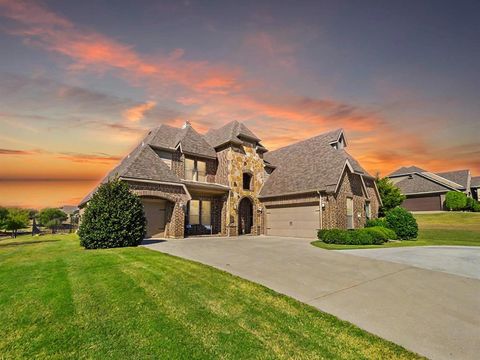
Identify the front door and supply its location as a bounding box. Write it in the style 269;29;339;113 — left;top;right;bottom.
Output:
238;198;253;235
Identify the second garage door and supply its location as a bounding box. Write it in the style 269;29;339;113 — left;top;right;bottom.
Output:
266;205;319;238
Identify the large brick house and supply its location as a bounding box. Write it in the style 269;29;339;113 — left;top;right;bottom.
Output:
79;121;381;238
388;166;479;211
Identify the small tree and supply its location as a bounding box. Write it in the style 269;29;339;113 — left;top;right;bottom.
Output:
4;208;30;238
38;208;68;234
78;179;146;249
376;177;406;216
0;207;8;230
385;207;418;240
444;191;467;211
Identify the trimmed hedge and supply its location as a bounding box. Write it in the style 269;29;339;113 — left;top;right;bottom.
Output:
385;207;418;240
366;226;397;241
365;218;387;228
79;179;146;249
317;226;396;245
444;191;467;211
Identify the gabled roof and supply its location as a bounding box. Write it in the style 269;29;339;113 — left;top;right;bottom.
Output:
472;176;480;188
436;169;470;189
389;166;427;177
394;173;453;195
204;120;262;148
148;124;216;158
388;165;470;194
260;129;369;197
79;140;181;206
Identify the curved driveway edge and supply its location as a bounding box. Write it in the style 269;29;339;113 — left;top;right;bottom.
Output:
143;236;480;360
340;246;480;280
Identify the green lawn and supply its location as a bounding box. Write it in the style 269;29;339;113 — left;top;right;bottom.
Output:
0;234;420;359
312;212;480;250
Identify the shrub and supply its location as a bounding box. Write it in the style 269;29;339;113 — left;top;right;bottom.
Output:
317;227;389;245
376;177;406;216
78;179;146;249
318;229;349;244
465;197;480;212
385;207;418;240
472;200;480;212
444;191;467;211
362;226;397;244
365;218;387;228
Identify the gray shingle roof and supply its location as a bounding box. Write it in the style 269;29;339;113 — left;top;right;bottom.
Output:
389;166;427;177
471;176;480;188
148;124;216;158
436;169;470;189
260;129;369;197
394;174;451;194
204;120;262;148
79;141;181;206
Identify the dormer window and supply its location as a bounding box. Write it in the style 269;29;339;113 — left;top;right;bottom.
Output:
331;134;346;150
185;158;206;182
243;173;253;190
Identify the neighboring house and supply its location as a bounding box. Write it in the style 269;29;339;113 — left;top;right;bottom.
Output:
471;176;480;201
79;121;380;239
388;166;477;211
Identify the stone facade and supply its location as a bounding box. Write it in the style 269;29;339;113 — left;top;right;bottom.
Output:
127;181;190;238
220;142;267;235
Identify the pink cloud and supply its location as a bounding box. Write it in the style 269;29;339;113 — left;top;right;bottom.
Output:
122;101;157;122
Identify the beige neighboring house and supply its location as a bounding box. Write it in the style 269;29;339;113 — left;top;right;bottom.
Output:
79;121;381;239
388;166;478;211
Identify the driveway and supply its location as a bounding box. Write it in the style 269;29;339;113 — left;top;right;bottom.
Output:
341;246;480;280
143;236;480;360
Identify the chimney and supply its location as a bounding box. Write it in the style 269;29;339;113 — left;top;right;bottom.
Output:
182;120;191;129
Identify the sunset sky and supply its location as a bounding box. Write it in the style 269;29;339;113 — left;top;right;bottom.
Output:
0;0;479;208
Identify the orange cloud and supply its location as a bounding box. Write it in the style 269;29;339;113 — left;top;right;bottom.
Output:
122;101;157;122
0;0;241;94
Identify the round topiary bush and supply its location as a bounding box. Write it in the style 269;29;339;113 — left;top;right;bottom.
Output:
444;191;467;211
385;207;418;240
79;179;146;249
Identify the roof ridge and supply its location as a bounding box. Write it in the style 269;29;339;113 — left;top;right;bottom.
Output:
268;128;343;154
419;171;463;189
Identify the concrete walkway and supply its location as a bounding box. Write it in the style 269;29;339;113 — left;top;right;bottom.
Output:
143;236;480;360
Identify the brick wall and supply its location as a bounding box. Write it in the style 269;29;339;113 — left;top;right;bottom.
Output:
322;170;371;229
127;180;189;238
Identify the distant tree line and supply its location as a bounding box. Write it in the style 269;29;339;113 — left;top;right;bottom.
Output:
0;207;77;238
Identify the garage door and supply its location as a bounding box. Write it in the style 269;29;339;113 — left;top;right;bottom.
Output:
266;205;319;238
402;194;443;211
142;198;167;238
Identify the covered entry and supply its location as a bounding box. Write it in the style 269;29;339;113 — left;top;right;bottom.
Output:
266;204;319;238
141;198;167;238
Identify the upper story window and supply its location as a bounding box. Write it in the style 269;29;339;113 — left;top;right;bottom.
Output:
185;158;206;182
243;172;252;190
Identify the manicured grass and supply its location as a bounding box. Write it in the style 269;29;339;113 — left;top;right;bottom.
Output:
0;234;420;359
312;212;480;250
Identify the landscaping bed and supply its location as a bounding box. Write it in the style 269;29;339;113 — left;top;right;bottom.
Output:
313;212;480;250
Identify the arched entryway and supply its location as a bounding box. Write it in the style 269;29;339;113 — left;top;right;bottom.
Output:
238;197;253;235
